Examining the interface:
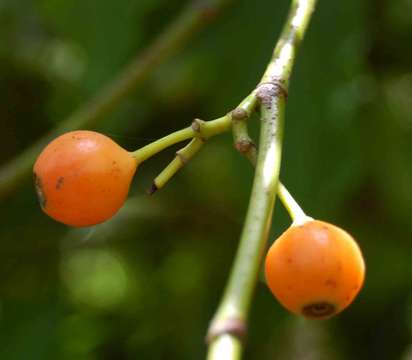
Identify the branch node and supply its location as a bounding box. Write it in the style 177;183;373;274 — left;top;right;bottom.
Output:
256;80;288;107
231;108;248;121
206;317;247;344
176;151;188;165
235;139;256;154
191;118;207;142
191;118;202;132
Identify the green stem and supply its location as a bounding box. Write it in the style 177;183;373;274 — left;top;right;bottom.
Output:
277;182;311;225
232;118;258;165
207;85;286;359
0;0;231;199
152;138;204;192
134;93;259;193
206;0;318;358
131;116;231;163
132;127;195;163
231;101;307;225
207;336;242;360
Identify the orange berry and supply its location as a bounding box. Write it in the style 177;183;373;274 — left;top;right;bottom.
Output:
33;130;137;227
265;220;365;319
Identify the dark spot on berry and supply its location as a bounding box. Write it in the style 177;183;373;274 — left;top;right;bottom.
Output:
56;177;64;190
325;279;337;288
302;302;336;319
287;257;293;263
33;172;47;208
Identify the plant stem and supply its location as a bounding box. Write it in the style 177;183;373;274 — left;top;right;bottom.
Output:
0;0;231;199
231;101;307;225
207;335;242;360
151;138;205;192
132;127;195;163
277;182;311;225
131;116;231;163
207;84;285;360
138;93;259;193
206;0;318;358
232;117;258;165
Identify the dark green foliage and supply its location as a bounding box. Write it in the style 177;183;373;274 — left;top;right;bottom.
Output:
1;0;412;359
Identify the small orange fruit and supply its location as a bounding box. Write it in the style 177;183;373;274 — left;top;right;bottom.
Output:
33;130;137;227
265;220;365;319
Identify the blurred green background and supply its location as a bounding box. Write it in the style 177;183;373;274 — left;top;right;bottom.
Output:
1;0;412;359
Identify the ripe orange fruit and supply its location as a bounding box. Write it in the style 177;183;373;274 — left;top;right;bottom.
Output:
33;130;137;227
265;220;365;319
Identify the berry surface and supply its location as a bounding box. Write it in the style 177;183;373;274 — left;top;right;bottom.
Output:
33;130;137;227
265;220;365;319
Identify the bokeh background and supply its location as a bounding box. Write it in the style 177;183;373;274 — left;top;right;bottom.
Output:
1;0;412;359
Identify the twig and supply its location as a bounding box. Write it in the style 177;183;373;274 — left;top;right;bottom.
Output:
277;182;312;225
232;110;309;224
131;116;231;163
206;0;318;358
150;137;205;194
141;93;259;194
0;0;231;199
232;109;258;165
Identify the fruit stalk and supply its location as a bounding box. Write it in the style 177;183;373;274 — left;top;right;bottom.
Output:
138;93;259;192
277;183;311;225
0;0;232;200
131;116;231;163
206;0;318;358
